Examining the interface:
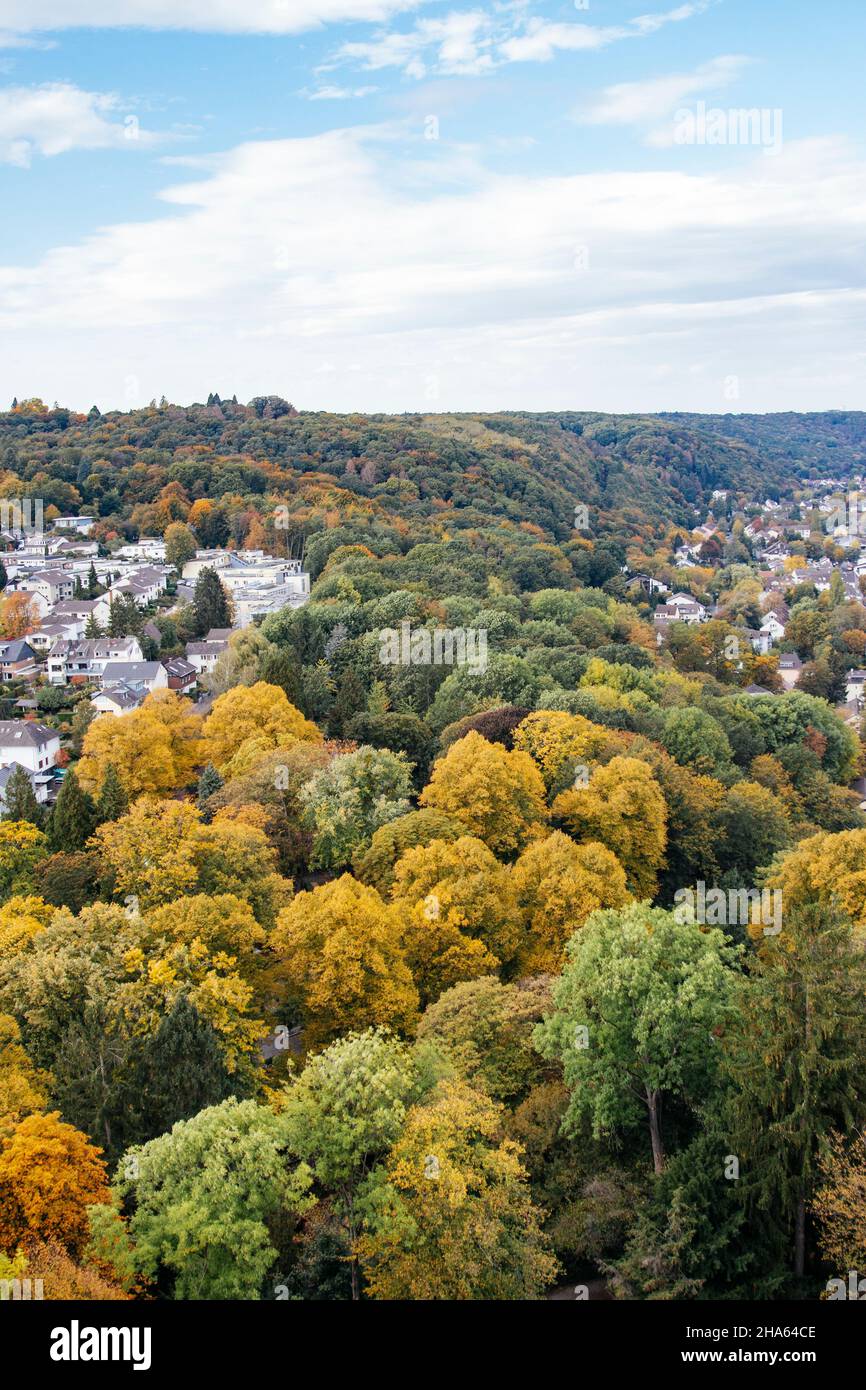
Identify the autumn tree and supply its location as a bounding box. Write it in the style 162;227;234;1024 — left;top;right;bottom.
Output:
273;875;418;1047
0;820;48;898
353;808;464;894
552;756;667;900
419;730;547;857
510;830;630;974
0;592;40;639
77;690;203;797
164;521;197;572
391;834;519;976
0;1111;111;1259
814;1131;866;1274
201;680;320;774
356;1078;558;1299
280;1029;431;1302
417;975;551;1105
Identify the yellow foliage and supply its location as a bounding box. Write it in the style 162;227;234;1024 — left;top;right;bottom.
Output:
77;689;203;796
202;681;321;773
552;756;667;900
273;874;418;1047
420;731;547;857
511;830;631;974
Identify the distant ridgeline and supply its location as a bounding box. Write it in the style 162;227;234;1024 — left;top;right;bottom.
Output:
1;400;865;578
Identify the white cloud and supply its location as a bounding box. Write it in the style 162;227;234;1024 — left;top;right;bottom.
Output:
498;2;709;66
304;84;378;99
331;2;711;81
0;129;863;412
0;82;158;165
0;0;423;35
579;54;750;129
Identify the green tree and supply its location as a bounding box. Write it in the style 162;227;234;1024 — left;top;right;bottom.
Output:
724;901;866;1279
96;764;128;823
536;903;739;1175
281;1029;431;1301
116;1099;312;1300
192;567;232;637
1;765;43;827
48;769;98;853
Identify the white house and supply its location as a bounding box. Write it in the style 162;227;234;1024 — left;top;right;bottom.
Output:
0;720;60;802
91;684;147;716
51;516;96;535
760;612;786;645
47;636;144;686
845;669;866;705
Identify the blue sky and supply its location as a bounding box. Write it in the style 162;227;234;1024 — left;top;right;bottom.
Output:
0;0;864;414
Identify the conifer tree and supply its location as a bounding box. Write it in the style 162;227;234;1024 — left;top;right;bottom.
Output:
97;763;128;823
2;765;43;826
192;567;232;637
196;762;223;821
47;768;98;853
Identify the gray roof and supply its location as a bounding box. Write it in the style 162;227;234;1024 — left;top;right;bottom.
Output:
0;639;36;661
99;661;163;684
0;719;58;747
95;683;146;710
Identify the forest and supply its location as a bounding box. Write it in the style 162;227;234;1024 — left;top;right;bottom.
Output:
1;396;866;1301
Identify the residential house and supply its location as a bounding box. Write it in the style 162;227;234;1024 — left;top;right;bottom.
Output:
778;652;803;689
0;720;60;802
91;684;147;717
845;669;866;706
47;636;143;686
162;656;197;694
97;661;168;693
0;639;39;680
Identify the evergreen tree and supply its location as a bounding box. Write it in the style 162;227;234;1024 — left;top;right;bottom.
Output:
131;995;239;1139
97;763;129;823
48;768;98;853
192;566;232;637
73;575;84;598
0;557;7;591
84;612;104;638
725;902;866;1280
328;666;367;738
87;561;100;598
196;762;223;821
2;764;43;826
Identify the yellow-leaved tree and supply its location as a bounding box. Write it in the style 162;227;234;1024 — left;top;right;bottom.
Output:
90;796;291;924
390;835;518;1005
763;828;866;940
201;681;321;775
512;710;624;798
273;875;418;1047
77;689;203;797
510;830;631;974
419;731;547;857
552;756;667;900
0;1112;111;1259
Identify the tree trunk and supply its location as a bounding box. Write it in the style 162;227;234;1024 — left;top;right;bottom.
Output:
647;1088;665;1174
794;1194;806;1279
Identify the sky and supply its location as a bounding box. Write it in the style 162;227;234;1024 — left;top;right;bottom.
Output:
0;0;864;415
